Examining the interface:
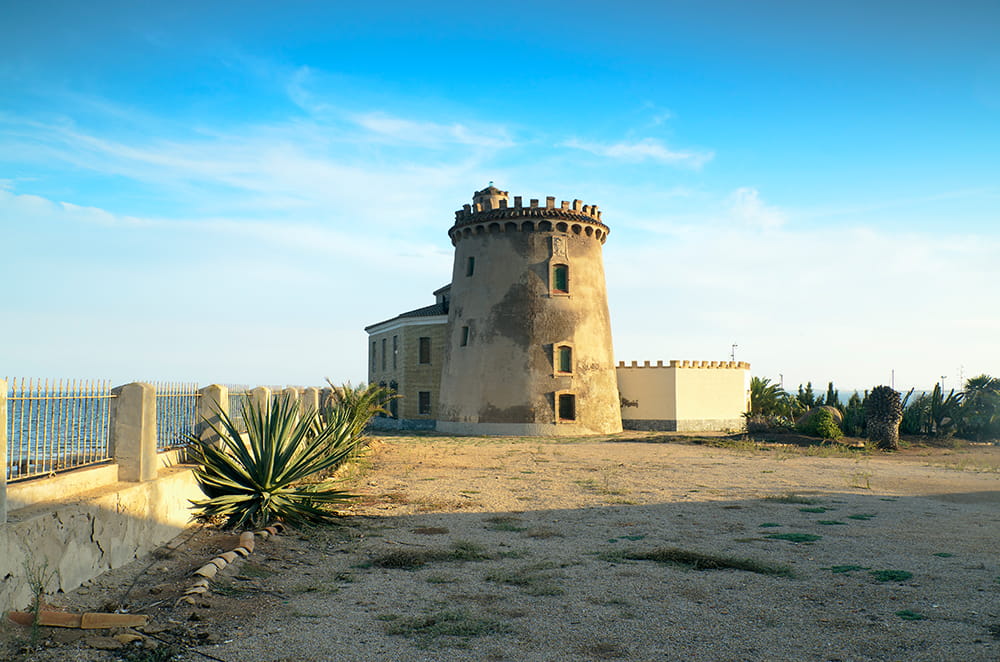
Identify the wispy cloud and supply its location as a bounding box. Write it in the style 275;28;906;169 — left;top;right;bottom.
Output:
728;187;786;229
350;112;514;149
562;137;714;168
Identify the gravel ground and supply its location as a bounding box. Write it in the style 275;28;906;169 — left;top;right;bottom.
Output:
4;433;999;661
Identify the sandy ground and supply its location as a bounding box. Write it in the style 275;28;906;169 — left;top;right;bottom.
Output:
4;432;1000;661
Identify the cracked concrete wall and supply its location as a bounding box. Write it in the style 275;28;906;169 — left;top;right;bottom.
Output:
0;465;199;614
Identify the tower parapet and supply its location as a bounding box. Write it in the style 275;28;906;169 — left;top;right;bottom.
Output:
451;192;609;245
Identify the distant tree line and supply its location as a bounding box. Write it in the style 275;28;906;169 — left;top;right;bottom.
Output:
747;374;1000;445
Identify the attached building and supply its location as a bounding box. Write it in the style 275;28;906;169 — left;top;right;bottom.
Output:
365;286;449;430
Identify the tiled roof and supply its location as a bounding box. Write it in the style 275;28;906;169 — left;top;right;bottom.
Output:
364;302;448;331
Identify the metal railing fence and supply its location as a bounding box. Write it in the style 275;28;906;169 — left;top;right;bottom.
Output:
224;384;250;433
4;377;114;482
151;382;200;450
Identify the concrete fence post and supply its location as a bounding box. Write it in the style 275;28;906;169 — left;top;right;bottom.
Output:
250;386;271;416
1;378;7;523
301;387;320;416
319;387;334;411
280;387;300;408
109;382;158;482
196;384;229;444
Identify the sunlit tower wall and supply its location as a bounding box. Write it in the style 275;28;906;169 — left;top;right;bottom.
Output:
436;186;623;435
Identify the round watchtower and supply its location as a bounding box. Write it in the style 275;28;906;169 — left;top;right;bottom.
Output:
436;186;623;435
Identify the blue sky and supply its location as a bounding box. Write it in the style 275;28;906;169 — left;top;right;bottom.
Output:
2;0;998;391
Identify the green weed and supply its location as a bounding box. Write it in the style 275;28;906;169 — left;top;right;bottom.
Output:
828;565;866;573
870;570;913;582
765;533;822;543
758;523;782;528
895;609;925;621
933;552;954;558
799;507;834;513
817;520;848;526
485;562;564;596
483;516;526;532
847;513;877;521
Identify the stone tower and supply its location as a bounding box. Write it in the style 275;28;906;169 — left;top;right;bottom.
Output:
436;186;623;435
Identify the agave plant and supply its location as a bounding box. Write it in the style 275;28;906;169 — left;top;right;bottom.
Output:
187;395;365;529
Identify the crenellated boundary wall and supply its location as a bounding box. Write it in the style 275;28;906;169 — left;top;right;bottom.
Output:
616;360;751;432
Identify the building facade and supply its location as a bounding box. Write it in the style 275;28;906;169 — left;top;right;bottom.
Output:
365;286;449;429
364;186;749;435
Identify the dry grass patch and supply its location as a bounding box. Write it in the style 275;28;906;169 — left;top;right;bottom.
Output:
604;547;793;577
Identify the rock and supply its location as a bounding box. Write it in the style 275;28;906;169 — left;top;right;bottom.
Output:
84;635;122;650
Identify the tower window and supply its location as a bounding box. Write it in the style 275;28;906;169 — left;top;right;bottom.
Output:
392;335;398;370
419;336;431;364
389;380;398;418
371;341;376;371
466;256;475;276
381;338;387;371
552;264;569;293
461;326;470;346
557;393;576;421
557;345;573;373
418;391;431;415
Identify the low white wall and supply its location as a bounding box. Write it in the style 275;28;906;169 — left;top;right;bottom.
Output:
617;361;750;432
0;464;200;613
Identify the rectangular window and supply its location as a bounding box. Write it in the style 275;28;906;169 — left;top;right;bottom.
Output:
553;264;569;293
392;335;398;370
557;346;573;373
418;336;431;364
466;256;475;276
418;391;431;415
371;341;376;371
381;338;386;371
461;326;469;346
557;393;576;421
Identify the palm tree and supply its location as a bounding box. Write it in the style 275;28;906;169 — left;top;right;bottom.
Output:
929;384;964;437
960;374;1000;441
749;377;785;416
866;385;903;450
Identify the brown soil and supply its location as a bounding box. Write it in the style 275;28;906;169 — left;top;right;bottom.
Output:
4;432;999;661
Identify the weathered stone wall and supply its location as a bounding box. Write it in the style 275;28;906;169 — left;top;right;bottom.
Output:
438;192;622;436
0;465;199;613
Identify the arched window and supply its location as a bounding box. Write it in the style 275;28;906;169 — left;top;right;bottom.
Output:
552;264;569;294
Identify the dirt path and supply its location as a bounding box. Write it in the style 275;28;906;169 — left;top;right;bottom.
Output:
6;434;1000;661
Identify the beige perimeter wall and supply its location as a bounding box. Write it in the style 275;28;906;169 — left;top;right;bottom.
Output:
617;361;750;432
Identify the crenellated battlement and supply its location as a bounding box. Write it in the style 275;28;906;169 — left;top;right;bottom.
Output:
450;191;610;245
455;194;604;223
617;360;751;370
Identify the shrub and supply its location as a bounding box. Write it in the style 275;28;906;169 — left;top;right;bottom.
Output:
187;389;382;529
796;408;842;440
